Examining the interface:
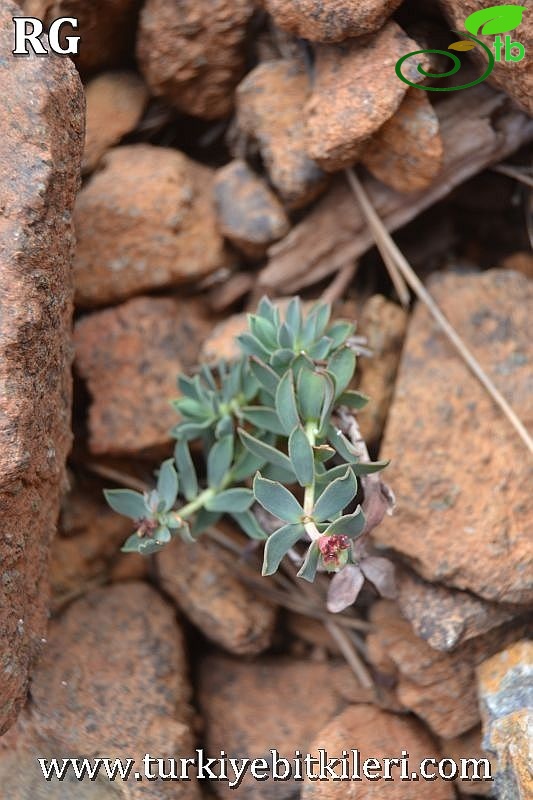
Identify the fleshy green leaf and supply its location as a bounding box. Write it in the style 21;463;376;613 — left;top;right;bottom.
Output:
257;296;278;325
328;347;356;398
215;415;234;438
326;320;355;349
324;509;366;539
172;418;214;440
156;459;179;511
238;428;293;473
275;370;300;434
285;297;302;338
271;348;295;369
191;508;221;536
278;321;295;349
174;440;198;501
289;426;315;487
307;336;333;360
351;460;389;476
338;390;370;410
104;489;148;520
253;474;303;523
297;368;325;422
250;357;278;396
207;435;234;488
262;523;304;575
240;406;286;436
249;314;278;349
205;488;254;513
313;468;357;522
237;332;270;359
318;372;336;436
464;5;525;36
232;510;268;541
297;542;320;581
154;525;172;544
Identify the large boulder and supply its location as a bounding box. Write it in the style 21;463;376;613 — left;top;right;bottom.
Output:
0;3;84;734
374;270;533;605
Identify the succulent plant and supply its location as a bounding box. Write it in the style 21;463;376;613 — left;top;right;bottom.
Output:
105;297;391;605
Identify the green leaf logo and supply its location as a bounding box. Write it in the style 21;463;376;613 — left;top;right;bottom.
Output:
464;4;526;36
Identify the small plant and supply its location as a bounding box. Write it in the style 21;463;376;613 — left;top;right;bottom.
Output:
105;297;393;609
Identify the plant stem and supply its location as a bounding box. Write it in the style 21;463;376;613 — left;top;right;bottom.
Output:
303;422;321;541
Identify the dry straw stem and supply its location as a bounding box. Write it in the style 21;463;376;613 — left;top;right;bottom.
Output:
345;168;533;455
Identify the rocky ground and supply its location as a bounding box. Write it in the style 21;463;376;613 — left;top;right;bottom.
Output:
0;0;532;798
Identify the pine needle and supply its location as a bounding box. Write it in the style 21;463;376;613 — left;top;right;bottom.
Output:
345;168;533;455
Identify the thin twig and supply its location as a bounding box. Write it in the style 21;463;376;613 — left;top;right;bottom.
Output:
324;621;374;689
321;261;358;305
85;462;149;493
491;164;533;189
346;168;533;455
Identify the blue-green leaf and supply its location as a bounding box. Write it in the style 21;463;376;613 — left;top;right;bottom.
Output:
104;489;148;520
253;474;303;522
289;426;315;487
285;297;302;338
238;428;293;473
307;336;333;360
250;357;278;396
262;523;304;575
240;406;286;436
271;348;295;369
326;320;355;349
207;435;234;488
156;459;179;511
205;488;254;513
172;418;214;440
297;542;320;581
338;390;370;410
324;509;365;539
313;468;357;522
249;314;278;349
154;525;172;544
237;332;270;359
191;508;221;536
318;372;336;436
278;321;295;349
328;347;356;398
174;440;198;501
297;368;325;422
232;510;268;541
275;370;300;434
257;296;279;326
230;446;266;482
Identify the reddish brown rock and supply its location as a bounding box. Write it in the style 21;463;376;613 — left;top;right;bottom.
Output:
440;0;532;115
214;160;290;258
83;71;148;175
200;655;364;798
361;89;444;193
50;480;133;608
137;0;254;119
263;0;403;41
306;23;428;172
0;6;83;734
396;567;516;652
236;58;328;208
477;641;533;800
500;251;533;279
357;295;408;446
24;583;197;799
20;0;141;76
367;601;529;739
74;144;227;306
202;312;248;362
302;705;454;798
374;269;533;605
440;726;493;796
74;296;209;455
157;538;277;655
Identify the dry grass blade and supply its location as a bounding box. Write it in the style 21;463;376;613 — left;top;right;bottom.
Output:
86;462;149;493
346;168;533;455
491;163;533;189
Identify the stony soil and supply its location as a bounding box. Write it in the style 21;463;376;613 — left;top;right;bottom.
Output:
1;1;532;798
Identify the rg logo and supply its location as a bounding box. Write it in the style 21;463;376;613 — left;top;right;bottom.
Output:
12;16;80;56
